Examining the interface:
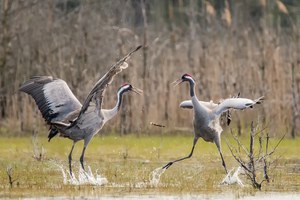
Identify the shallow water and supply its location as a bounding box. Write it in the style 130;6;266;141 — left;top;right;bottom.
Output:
221;166;244;186
52;162;108;185
51;162;259;189
149;167;166;187
22;192;300;200
1;137;299;199
102;193;300;200
52;162;168;188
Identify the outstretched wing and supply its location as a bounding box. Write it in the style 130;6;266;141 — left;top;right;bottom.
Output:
179;100;218;110
77;45;142;120
214;96;264;116
19;76;82;124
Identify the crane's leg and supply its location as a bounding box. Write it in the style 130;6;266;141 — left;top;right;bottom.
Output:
219;150;228;174
80;146;86;171
162;137;198;169
215;139;228;174
80;135;93;171
68;142;76;176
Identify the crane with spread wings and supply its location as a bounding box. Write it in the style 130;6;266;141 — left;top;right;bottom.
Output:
20;46;142;176
162;73;264;174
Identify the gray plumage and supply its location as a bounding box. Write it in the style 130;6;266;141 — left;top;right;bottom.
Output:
20;45;142;176
163;74;264;174
19;76;82;124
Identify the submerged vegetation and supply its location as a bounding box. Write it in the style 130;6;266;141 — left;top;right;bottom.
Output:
0;134;299;198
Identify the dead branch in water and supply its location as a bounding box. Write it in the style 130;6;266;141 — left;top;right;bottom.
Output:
6;165;17;188
226;122;285;190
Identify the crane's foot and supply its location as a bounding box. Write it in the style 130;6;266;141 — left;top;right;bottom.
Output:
68;158;73;177
222;161;228;174
224;168;228;175
162;162;173;170
69;165;74;178
80;160;90;179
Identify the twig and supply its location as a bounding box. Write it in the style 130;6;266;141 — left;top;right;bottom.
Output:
32;133;45;161
258;135;263;159
6;166;16;188
267;134;285;156
263;132;269;182
256;133;285;162
249;122;261;189
230;128;249;155
150;122;165;128
225;139;252;173
253;121;270;137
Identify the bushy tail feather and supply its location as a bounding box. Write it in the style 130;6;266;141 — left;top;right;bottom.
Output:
48;127;58;142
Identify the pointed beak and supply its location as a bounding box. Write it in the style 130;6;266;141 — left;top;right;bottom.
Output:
171;78;183;87
131;87;143;95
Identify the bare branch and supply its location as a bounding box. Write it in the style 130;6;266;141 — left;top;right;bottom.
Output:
6;165;17;188
226;121;283;189
230;128;249;155
258;135;263;159
267;134;285;157
225;139;252;173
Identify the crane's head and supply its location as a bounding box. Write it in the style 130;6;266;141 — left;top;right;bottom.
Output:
172;73;195;86
117;83;143;95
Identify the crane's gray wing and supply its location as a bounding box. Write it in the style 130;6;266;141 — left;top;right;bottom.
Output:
214;96;264;116
180;100;218;110
19;76;82;124
180;100;234;126
76;45;142;122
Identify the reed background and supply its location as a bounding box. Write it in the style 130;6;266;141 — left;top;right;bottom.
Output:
0;0;299;138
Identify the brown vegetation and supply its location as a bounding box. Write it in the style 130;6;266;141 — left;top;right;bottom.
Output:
0;0;299;137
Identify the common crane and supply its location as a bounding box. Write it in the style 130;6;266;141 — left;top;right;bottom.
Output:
20;46;142;176
162;73;264;174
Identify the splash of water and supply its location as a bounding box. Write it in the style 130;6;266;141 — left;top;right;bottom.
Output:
221;166;244;186
52;162;108;185
149;167;166;187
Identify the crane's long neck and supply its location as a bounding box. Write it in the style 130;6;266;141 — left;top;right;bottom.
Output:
116;89;124;111
186;78;207;115
103;90;125;122
112;89;124;113
187;78;196;98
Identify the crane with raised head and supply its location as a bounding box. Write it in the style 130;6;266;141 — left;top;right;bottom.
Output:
20;46;142;176
162;73;264;174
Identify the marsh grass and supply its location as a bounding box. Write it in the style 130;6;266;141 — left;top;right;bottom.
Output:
0;134;299;198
